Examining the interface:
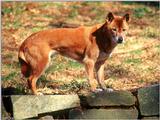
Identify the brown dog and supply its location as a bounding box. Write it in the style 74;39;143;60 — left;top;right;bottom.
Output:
18;12;130;95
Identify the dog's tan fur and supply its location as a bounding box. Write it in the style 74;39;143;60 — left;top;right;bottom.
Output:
18;12;130;95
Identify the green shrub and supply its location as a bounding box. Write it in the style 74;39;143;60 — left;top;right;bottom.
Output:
134;7;151;18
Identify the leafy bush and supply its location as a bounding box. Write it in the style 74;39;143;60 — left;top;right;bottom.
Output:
134;7;151;18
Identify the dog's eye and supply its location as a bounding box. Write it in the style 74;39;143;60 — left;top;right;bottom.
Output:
112;28;117;32
123;29;126;31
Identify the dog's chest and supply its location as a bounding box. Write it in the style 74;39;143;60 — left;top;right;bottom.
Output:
97;51;112;62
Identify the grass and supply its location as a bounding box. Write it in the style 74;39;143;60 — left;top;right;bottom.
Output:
142;27;159;38
67;59;82;68
124;58;142;64
60;80;88;90
2;63;20;80
130;49;143;55
155;45;160;53
156;44;160;49
2;2;160;94
32;27;44;32
13;21;22;29
2;72;18;81
2;7;13;14
45;57;83;74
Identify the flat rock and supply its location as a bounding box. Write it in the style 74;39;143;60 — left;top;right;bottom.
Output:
141;117;159;120
138;84;159;116
69;108;138;119
86;90;136;106
11;95;80;119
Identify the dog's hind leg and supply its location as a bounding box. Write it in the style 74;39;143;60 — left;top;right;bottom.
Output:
28;75;39;95
27;57;49;95
25;46;52;95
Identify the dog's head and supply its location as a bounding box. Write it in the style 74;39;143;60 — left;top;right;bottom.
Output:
106;12;130;44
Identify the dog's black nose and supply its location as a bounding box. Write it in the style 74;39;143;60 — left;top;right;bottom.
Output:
117;36;123;43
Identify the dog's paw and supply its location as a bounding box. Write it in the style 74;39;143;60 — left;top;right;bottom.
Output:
34;91;44;95
92;88;103;93
105;88;114;92
36;92;43;95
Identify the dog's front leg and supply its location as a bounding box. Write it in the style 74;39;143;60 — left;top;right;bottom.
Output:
95;62;106;90
84;59;97;91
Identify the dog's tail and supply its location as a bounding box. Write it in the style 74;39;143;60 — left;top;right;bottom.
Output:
18;48;31;78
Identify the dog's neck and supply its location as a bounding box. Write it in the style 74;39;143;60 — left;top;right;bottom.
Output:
92;22;117;53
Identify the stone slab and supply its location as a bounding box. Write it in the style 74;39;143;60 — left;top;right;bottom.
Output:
86;90;136;106
138;84;159;116
11;95;80;119
69;108;138;119
141;117;159;120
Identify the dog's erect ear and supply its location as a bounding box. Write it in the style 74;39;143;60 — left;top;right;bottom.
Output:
107;12;114;22
123;13;130;22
